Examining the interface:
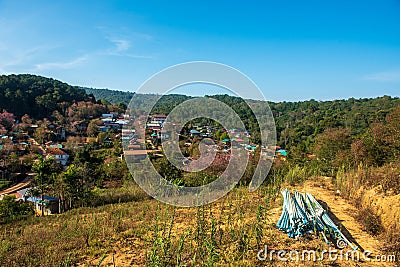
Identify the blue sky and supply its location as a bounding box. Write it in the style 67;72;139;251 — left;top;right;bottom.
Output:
0;0;400;101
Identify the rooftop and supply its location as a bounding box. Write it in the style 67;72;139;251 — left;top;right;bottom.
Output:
46;148;68;155
27;195;59;203
124;150;149;155
152;114;167;118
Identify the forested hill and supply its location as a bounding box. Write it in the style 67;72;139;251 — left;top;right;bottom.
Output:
1;75;399;152
85;87;400;150
84;87;192;114
0;74;89;119
84;87;134;105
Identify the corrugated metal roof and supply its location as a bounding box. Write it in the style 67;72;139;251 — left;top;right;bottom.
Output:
27;195;59;203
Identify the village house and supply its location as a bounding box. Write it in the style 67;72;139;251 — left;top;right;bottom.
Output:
145;114;167;131
190;129;201;137
27;195;59;215
102;136;113;146
101;117;125;131
99;126;108;132
46;148;69;165
159;130;170;139
55;126;66;141
152;114;167;124
115;119;127;126
123;149;148;163
16;188;30;201
146;122;162;131
101;113;116;119
121;129;135;142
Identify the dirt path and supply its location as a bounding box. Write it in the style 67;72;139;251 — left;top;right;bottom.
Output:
268;177;395;266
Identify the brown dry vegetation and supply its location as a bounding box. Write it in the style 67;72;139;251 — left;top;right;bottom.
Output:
335;162;400;264
0;175;396;267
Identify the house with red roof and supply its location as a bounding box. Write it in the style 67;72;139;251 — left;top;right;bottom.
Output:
46;148;69;165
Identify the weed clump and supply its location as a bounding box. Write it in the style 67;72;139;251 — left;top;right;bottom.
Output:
356;207;383;236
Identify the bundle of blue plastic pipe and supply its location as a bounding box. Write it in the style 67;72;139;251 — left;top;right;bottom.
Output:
276;189;358;250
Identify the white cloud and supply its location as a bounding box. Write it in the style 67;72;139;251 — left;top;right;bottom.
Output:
111;39;130;52
363;70;400;82
103;36;154;59
0;45;55;73
35;55;88;70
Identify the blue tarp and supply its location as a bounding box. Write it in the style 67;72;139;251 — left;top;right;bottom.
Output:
277;149;287;156
276;189;358;250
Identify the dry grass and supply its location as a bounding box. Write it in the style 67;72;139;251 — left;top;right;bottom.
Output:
0;172;394;266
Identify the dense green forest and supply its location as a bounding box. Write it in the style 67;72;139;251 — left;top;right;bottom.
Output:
84;89;193;115
0;74;89;119
84;87;134;106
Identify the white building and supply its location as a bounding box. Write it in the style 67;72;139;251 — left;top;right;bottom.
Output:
46;148;69;166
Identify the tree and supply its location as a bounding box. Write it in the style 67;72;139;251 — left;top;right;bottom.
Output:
56;164;93;211
353;105;400;166
152;157;183;182
116;102;127;110
67;101;108;121
21;114;32;124
0;125;6;135
87;119;100;137
219;131;229;141
0;110;15;132
52;110;67;126
214;129;222;141
0;195;34;222
18;114;33;132
8;152;20;173
32;156;58;215
102;160;130;183
314;128;353;173
100;99;111;106
33;125;47;144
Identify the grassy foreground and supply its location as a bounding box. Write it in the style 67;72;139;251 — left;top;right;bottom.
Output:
0;175;395;266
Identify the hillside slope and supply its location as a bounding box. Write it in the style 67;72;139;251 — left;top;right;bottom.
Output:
0;74;88;119
85;87;400;149
0;177;394;266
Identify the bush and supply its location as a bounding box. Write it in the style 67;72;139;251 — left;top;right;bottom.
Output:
356;207;383;236
0;195;34;223
382;230;400;264
183;172;219;187
89;185;150;206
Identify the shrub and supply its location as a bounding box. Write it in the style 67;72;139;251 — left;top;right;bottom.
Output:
0;195;34;223
356;207;383;236
382;230;400;264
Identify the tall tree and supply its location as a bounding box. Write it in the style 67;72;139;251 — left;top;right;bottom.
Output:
32;156;58;215
0;110;15;132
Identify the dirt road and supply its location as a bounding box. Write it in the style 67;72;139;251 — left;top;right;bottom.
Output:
268;177;396;266
0;174;34;195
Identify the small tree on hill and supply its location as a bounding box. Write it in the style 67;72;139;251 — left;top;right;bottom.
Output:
32;156;58;215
